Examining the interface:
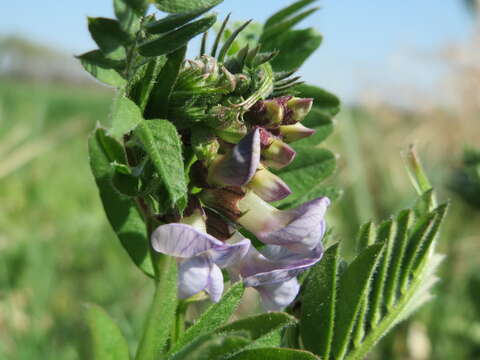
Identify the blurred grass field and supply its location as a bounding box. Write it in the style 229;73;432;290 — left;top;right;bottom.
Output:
1;67;479;358
0;79;155;359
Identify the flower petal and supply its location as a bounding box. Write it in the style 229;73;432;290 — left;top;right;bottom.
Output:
178;255;212;299
209;239;251;268
232;244;323;287
205;263;224;302
257;277;300;311
280;123;316;143
248;166;292;202
208;129;261;186
258;197;330;253
151;223;224;258
262;139;296;170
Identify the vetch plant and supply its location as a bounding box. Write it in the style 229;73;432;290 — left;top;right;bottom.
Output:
80;1;450;359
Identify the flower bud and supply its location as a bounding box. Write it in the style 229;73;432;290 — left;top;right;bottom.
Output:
215;119;248;144
191;127;220;165
262;139;296;169
279;123;316;143
234;74;251;95
219;66;236;93
245;99;284;128
247;164;291;202
284;97;313;124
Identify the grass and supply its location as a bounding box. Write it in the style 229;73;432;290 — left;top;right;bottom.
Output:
0;79;153;359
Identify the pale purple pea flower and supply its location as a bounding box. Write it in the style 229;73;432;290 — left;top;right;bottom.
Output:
228;241;323;310
262;139;296;170
280;123;316;143
151;223;250;302
237;192;330;254
248;164;291;202
208;129;260;186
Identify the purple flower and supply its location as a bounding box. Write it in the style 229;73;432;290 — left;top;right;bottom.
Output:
208;129;260;187
262;139;296;169
237;192;330;254
228;242;323;310
248;164;291;202
280;123;316;143
151;222;250;302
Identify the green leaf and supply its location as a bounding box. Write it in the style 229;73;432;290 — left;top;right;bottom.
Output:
135;120;188;211
261;7;319;43
88;128;154;276
264;29;322;72
264;0;318;29
77;50;126;87
135;256;178;360
295;84;341;118
138;14;217;57
293;109;333;147
383;210;414;310
169;334;250;360
114;0;148;33
170;282;244;354
127;56;168;111
355;221;377;252
343;203;448;360
109;95;143;139
368;221;397;327
217;312;296;349
86;304;130;360
88;17;130;60
153;0;223;13
145;5;218;34
400;204;449;292
228;348;319;360
301;244;340;359
273;147;336;208
331;244;384;360
145;46;186;119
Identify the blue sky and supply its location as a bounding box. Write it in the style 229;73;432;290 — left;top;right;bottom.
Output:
0;0;474;102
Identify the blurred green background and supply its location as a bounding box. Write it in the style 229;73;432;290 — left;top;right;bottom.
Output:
1;1;480;359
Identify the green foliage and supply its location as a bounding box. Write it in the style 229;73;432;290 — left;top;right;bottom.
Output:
228;348;319;360
88;127;154;277
217;312;296;348
109;94;144;139
127;56;168;111
146;5;218;34
301;244;340;359
139;14;217;57
145;46;187;119
114;0;149;33
168;334;250;360
170;283;245;354
300;197;449;360
260;0;322;71
135;119;188;212
86;304;130;360
451;146;480;209
135;256;178;360
88;17;130;61
264;0;318;28
273;147;337;208
153;0;223;13
77;50;126;87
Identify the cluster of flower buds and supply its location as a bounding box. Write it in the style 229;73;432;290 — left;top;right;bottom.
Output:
151;71;330;309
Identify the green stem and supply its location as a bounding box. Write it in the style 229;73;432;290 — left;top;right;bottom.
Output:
172;301;188;344
135;254;177;360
